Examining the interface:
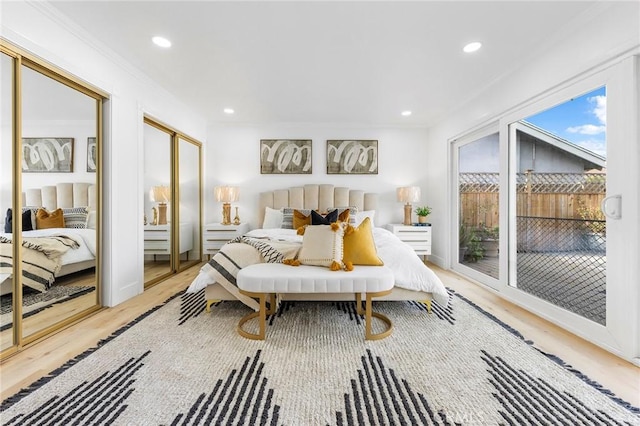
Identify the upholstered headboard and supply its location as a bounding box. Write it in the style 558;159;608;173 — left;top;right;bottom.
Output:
258;184;377;226
22;182;97;211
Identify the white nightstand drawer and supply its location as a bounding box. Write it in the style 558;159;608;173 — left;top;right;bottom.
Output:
395;230;431;241
204;241;227;251
203;223;250;257
386;223;432;258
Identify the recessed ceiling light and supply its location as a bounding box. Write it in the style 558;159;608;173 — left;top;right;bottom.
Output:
152;36;172;48
401;111;412;116
223;108;235;114
463;42;482;53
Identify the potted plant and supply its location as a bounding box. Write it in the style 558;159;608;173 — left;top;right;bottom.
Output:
414;206;432;224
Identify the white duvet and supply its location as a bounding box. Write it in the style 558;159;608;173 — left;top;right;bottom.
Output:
188;227;449;307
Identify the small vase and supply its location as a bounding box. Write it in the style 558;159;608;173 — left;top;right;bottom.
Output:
233;207;241;225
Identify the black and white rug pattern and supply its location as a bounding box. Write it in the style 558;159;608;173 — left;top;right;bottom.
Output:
1;289;637;425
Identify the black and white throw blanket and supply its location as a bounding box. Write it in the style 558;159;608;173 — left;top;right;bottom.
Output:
0;234;80;292
192;236;300;310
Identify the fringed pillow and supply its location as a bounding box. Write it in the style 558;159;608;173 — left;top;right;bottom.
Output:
297;223;345;270
293;209;313;229
281;208;313;229
343;217;383;267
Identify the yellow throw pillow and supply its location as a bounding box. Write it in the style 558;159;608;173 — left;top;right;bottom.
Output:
293;209;312;229
343;217;383;266
297;223;345;270
36;208;65;229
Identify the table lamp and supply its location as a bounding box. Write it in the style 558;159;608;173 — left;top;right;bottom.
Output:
397;186;420;225
150;185;170;225
215;186;239;225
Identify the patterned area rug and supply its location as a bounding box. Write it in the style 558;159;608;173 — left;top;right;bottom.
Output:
0;285;95;331
1;289;638;425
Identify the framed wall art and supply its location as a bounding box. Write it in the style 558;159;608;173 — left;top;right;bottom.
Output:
326;139;378;174
21;137;74;173
87;137;97;172
260;139;312;174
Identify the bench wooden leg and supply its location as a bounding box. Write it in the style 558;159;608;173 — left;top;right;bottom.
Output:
356;289;393;340
237;290;270;340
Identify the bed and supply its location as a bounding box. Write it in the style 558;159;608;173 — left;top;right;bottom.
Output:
0;182;97;295
187;184;449;310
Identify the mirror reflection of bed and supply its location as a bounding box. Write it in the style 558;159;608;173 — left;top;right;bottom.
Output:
0;183;98;351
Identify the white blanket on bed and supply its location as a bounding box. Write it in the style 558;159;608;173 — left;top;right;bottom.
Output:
187;227;449;307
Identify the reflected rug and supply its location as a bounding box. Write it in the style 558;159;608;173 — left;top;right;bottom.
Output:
0;285;95;332
1;289;638;425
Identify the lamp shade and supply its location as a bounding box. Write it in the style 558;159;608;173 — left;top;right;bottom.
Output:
214;186;239;203
150;185;171;203
397;186;420;204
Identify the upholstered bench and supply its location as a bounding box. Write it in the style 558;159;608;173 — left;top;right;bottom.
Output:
236;263;394;341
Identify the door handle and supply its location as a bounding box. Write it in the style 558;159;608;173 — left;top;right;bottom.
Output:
600;194;621;220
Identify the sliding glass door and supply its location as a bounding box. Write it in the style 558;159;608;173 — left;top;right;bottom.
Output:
453;126;502;289
451;58;637;360
508;91;607;325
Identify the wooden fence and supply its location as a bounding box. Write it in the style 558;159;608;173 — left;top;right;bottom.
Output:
459;172;606;229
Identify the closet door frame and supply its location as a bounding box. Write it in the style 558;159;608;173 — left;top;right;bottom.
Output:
0;40;107;358
143;115;202;288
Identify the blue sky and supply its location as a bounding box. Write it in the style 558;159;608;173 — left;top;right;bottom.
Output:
524;86;606;157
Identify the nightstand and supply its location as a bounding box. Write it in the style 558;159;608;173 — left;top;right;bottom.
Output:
386;224;432;257
203;222;250;258
144;223;194;256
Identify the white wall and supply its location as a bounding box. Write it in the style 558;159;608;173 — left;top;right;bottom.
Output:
428;3;639;363
1;1;207;306
205;124;430;229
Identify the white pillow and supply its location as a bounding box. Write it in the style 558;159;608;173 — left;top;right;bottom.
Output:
262;206;283;229
355;210;375;227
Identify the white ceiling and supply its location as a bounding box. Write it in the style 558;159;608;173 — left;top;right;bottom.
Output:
46;1;602;127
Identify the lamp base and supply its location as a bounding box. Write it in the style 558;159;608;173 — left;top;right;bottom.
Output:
158;203;168;225
222;203;232;225
403;204;412;226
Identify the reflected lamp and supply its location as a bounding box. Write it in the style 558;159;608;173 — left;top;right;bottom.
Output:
397;186;420;226
215;186;239;225
150;185;171;225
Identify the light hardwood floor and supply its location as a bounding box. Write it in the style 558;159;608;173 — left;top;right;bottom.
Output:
1;262;638;408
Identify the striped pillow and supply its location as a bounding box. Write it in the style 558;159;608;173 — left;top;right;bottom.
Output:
63;207;89;229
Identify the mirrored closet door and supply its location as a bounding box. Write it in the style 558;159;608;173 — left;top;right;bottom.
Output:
1;50;16;352
177;136;201;272
1;41;104;357
143;118;202;288
143;119;174;287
